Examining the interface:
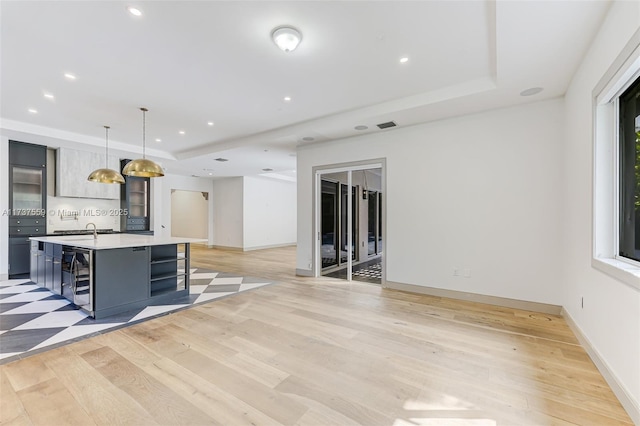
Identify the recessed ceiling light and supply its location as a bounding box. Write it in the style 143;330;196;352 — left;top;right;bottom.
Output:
207;121;214;126
155;138;161;143
28;108;38;114
284;96;291;102
127;6;142;16
400;57;409;63
64;73;76;80
354;125;368;131
520;87;544;97
43;93;54;100
208;173;213;176
179;130;185;135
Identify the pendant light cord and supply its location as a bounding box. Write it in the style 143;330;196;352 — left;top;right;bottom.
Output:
141;107;148;159
104;125;110;168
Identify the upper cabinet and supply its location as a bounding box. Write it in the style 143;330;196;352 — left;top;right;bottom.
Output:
120;159;151;233
56;148;119;199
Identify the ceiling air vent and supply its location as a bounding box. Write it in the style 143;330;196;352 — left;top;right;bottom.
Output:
376;121;397;129
262;168;273;172
214;158;228;162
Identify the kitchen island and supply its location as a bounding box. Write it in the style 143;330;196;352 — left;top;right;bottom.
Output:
29;234;205;319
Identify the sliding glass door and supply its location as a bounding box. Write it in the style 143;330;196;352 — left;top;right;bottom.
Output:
367;190;383;256
321;180;338;268
321;179;357;271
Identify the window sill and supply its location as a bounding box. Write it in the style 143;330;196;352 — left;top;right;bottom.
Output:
592;257;640;291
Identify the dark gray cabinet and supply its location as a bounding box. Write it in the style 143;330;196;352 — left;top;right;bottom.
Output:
30;241;39;283
93;247;150;317
120;159;151;233
9;141;47;277
31;241;61;294
9;237;31;276
9;141;46;168
44;243;62;294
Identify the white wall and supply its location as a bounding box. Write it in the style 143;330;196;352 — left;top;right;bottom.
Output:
243;176;296;250
211;177;244;248
297;98;565;305
155;174;214;245
171;190;208;239
562;0;640;418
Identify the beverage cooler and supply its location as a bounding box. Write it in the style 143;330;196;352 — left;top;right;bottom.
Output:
61;247;94;314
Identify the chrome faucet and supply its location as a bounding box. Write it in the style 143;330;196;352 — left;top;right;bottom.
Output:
86;222;97;240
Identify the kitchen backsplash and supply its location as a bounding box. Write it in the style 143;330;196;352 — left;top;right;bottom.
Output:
46;195;122;233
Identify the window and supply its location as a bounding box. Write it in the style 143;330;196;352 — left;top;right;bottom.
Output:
591;36;640;289
619;76;640;262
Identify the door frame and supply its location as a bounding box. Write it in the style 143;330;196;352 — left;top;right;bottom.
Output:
312;158;386;282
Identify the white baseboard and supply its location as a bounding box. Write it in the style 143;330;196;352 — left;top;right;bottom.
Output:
384;280;562;315
561;308;639;425
242;242;296;252
296;268;313;277
208;245;243;251
0;273;8;281
206;243;296;252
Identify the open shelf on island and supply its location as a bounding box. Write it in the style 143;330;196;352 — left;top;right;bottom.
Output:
150;243;189;297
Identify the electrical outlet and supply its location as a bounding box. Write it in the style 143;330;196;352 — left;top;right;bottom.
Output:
453;268;460;276
463;268;471;278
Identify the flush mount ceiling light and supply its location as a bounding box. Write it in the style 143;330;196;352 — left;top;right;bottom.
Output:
122;107;165;178
88;126;125;184
272;26;302;52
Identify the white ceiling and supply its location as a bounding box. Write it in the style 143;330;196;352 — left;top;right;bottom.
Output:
1;1;610;179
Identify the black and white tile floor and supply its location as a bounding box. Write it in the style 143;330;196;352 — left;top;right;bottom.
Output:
352;262;382;280
0;268;273;364
325;258;382;284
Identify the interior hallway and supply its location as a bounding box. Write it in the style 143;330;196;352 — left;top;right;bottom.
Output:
1;245;632;425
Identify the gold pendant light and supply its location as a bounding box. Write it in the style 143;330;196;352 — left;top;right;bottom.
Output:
87;125;125;184
122;107;165;177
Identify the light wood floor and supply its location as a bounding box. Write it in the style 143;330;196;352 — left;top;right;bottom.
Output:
1;245;632;425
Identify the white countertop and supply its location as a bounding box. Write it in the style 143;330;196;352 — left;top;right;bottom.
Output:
30;234;206;250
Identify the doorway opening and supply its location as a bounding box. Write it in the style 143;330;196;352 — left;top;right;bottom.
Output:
315;163;384;284
170;189;209;239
